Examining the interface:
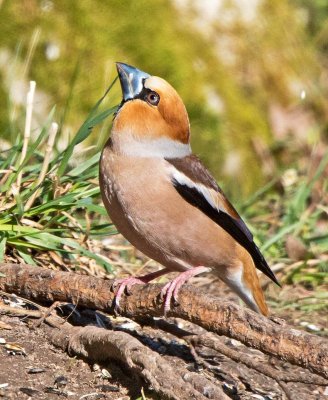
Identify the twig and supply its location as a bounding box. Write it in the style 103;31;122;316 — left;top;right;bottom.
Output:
0;167;15;186
16;81;36;190
0;289;44;311
0;303;62;330
25;122;59;210
32;300;61;328
22;28;41;79
0;303;41;318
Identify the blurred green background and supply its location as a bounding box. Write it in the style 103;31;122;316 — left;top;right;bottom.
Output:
0;0;327;196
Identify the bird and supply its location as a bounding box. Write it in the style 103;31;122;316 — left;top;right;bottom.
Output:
99;62;280;316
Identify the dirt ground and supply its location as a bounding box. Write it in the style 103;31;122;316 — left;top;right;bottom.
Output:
0;314;138;400
0;275;327;400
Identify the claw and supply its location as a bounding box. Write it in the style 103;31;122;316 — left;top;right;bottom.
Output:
111;268;169;312
113;277;146;310
160;266;211;315
111;267;209;315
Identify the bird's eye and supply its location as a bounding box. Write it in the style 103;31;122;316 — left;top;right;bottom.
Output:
146;91;160;106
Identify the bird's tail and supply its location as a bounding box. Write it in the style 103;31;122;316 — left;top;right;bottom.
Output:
223;252;269;316
244;262;269;316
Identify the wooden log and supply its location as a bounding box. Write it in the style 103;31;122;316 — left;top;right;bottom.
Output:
0;262;327;379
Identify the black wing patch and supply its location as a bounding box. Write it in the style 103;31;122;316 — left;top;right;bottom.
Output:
172;179;280;286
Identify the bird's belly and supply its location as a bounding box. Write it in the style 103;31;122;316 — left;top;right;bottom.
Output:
100;155;238;273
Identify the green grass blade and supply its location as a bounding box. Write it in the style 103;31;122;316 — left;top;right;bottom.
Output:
57;78;118;177
69;152;101;176
261;221;299;252
16;248;36;265
241;178;278;210
290;151;328;216
2;106;56;193
0;235;7;262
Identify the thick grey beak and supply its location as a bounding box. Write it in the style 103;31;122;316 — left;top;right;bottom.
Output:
116;62;150;101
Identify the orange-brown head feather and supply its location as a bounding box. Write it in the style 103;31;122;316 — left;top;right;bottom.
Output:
113;73;190;145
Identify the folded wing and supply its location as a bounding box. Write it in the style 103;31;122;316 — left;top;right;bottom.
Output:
166;155;280;286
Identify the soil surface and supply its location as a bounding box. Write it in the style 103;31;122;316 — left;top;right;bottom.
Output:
0;315;137;399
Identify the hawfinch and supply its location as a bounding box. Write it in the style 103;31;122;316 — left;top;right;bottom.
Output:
100;62;279;316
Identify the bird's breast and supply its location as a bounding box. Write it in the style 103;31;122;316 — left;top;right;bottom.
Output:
99;147;240;273
100;149;186;269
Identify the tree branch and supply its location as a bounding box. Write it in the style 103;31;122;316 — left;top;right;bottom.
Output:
1;262;327;379
133;316;328;387
188;333;328;386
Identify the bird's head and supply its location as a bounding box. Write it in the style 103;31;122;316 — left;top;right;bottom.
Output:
111;62;191;158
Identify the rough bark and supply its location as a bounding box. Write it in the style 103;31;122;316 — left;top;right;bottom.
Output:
1;262;327;379
135;317;328;387
49;325;229;400
0;303;229;400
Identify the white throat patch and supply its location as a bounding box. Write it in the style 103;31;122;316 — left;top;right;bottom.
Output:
114;135;192;158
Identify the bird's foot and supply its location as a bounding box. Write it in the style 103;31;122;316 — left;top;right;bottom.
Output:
112;277;147;312
160;266;210;314
112;268;168;312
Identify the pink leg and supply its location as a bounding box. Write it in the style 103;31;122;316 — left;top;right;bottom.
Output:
112;268;169;310
161;266;211;314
